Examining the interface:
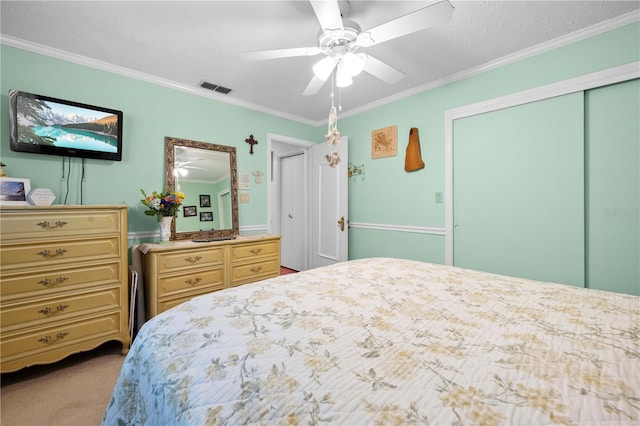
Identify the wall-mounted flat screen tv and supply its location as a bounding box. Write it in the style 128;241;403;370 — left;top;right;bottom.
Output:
9;90;123;161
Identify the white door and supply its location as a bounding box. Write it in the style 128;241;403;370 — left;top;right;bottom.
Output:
280;153;306;271
310;136;348;268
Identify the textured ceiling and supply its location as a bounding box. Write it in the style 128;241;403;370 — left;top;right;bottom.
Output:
1;1;638;124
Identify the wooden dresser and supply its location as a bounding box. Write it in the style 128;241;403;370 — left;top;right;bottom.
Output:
140;234;280;318
0;205;130;373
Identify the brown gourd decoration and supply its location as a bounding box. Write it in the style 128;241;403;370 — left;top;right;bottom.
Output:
405;127;425;172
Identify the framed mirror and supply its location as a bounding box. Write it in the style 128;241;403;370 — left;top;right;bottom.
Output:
165;136;239;241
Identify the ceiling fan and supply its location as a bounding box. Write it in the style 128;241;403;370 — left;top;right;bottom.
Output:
175;159;205;177
240;0;454;96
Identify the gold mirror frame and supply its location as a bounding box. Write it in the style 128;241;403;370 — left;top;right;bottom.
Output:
165;136;239;241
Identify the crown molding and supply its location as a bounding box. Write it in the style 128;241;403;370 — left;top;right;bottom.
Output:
0;35;318;127
339;10;640;121
2;9;637;128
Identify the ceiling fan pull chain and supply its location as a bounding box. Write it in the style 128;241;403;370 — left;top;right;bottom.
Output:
324;66;341;146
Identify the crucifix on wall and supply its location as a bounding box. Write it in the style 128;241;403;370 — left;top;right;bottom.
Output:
245;134;258;155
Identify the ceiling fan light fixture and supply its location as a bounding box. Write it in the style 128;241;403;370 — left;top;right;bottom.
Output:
174;167;189;177
313;56;336;80
336;63;353;87
342;52;364;76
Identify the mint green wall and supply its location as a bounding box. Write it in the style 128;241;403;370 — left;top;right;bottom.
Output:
176;181;226;232
0;45;320;237
1;22;639;278
342;22;639;264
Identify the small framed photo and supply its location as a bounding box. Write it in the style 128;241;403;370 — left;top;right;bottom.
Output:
199;194;211;208
200;211;213;222
0;177;31;205
183;205;197;217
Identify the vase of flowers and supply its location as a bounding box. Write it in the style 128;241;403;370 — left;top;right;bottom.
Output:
141;188;185;242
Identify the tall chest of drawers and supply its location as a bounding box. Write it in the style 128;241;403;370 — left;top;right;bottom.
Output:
0;205;130;373
141;234;280;318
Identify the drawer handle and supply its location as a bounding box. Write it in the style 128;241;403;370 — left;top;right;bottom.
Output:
38;304;70;316
250;266;263;274
37;248;68;258
38;332;69;345
36;220;68;230
185;277;202;286
37;276;69;287
249;248;262;255
184;256;202;264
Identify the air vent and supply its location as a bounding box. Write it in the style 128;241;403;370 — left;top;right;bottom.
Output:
214;86;232;94
199;81;232;94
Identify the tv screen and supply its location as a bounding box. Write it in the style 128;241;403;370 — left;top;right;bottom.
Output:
9;90;123;161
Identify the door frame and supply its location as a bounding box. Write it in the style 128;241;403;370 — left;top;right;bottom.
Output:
267;133;316;271
443;61;639;266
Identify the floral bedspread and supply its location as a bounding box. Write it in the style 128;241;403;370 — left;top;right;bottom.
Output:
103;258;639;425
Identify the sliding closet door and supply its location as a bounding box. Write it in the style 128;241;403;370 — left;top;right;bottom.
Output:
453;92;585;286
586;79;639;295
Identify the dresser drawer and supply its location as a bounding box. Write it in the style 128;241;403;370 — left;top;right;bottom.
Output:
156;247;224;274
230;257;280;286
1;237;120;272
0;210;121;242
1;312;121;360
1;287;120;330
158;268;225;298
0;262;121;300
230;240;279;263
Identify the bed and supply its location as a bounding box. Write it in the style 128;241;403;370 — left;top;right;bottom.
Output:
103;257;639;425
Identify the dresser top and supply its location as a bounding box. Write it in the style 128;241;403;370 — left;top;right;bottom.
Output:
137;234;280;254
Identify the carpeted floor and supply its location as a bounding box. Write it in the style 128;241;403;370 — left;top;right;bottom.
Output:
1;341;125;426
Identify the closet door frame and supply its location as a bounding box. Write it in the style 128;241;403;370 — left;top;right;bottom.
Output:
443;61;639;266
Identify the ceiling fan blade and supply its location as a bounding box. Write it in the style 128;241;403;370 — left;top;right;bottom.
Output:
303;75;329;96
309;0;343;36
362;54;404;85
177;159;203;165
239;46;322;61
357;0;454;47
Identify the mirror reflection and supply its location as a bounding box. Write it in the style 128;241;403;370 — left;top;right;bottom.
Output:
166;137;239;241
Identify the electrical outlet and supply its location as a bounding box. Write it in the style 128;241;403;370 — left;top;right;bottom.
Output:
435;192;443;203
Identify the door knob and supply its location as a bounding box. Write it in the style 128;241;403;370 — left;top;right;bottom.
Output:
337;216;345;232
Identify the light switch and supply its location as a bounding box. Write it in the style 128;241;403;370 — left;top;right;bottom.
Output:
240;193;250;203
435;192;443;203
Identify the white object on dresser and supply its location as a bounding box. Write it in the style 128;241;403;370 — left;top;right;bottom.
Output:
0;205;130;373
27;188;56;206
139;234;281;318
